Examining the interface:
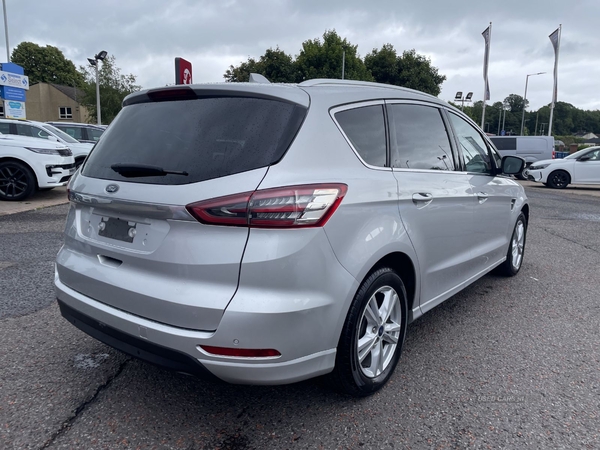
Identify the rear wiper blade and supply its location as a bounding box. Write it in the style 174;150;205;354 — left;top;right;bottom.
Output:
110;163;188;178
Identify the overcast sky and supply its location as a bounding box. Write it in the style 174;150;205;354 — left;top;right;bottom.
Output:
3;0;598;111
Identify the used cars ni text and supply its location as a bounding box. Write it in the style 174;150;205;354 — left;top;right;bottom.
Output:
55;78;528;396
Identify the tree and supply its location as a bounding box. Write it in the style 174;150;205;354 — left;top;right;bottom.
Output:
79;55;140;124
365;45;446;96
224;47;296;82
10;41;84;86
503;94;528;113
295;30;373;82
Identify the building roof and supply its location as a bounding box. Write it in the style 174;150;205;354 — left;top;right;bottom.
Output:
49;83;85;102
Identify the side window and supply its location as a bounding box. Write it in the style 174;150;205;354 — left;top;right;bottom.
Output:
0;123;10;134
335;105;387;167
586;149;600;161
388;104;454;170
15;124;36;138
88;128;104;141
448;113;492;173
61;126;83;140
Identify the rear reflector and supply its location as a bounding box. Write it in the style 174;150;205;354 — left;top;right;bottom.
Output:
186;183;347;228
199;346;281;358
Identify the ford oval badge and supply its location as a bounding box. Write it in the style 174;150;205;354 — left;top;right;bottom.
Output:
105;184;119;194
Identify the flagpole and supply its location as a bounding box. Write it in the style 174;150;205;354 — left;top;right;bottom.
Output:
548;24;561;136
481;22;491;130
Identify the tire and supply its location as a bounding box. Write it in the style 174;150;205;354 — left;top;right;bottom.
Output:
547;170;570;189
330;267;408;397
496;212;527;277
0;161;36;201
515;164;529;180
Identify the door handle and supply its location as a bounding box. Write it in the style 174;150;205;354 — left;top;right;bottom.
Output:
476;192;489;204
412;192;433;207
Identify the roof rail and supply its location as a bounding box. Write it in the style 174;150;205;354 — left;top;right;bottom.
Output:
298;78;436;98
249;73;271;84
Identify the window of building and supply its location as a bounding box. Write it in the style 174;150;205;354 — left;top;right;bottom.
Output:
59;107;73;119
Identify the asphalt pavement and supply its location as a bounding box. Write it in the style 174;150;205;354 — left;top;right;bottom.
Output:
0;184;599;449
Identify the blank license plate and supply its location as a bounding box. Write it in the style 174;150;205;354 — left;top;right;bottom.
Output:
98;218;136;243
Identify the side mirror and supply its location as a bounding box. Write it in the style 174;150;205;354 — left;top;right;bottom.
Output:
578;155;590;161
47;135;60;142
501;155;525;175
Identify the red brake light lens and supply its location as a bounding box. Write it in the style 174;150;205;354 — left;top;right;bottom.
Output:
147;87;196;102
186;183;347;228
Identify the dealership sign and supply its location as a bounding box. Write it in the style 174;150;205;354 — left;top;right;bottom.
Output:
174;57;192;85
0;85;26;101
0;70;29;90
4;100;26;119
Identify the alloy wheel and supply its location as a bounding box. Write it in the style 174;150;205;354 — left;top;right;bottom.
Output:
356;286;402;378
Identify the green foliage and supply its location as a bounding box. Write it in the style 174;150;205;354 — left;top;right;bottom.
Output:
79;55;141;124
223;30;446;96
365;46;446;96
503;94;528;113
224;47;296;82
295;30;372;81
11;41;84;86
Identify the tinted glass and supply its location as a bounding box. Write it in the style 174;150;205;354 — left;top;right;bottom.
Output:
448;113;492;173
87;128;104;141
42;124;80;144
388;104;453;170
0;123;11;134
490;137;517;150
15;124;36;137
82;97;306;185
58;126;84;140
335;105;386;167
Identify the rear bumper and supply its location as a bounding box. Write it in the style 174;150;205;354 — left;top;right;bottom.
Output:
55;274;340;385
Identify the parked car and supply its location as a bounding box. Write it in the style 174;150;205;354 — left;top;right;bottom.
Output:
55;78;528;396
527;146;600;188
0;118;93;168
0;134;76;201
47;122;105;144
489;136;555;179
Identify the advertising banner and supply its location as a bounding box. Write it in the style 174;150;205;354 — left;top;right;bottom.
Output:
4;100;26;119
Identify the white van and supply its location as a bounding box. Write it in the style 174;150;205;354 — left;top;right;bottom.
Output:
489;136;555;179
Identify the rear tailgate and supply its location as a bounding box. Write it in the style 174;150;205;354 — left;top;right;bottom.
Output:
56;89;308;331
57;170;265;331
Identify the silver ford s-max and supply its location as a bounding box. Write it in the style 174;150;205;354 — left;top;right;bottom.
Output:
55;78;528;396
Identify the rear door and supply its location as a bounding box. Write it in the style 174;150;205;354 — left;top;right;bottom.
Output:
57;93;308;331
387;101;476;313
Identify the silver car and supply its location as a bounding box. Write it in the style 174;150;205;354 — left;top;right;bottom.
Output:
55;78;528;396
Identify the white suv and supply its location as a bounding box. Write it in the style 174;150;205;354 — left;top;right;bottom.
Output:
0;134;76;201
0;118;93;167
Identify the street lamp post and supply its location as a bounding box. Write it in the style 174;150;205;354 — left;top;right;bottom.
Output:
87;50;107;125
520;72;546;136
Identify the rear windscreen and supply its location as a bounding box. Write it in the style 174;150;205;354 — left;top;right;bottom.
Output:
81;97;306;184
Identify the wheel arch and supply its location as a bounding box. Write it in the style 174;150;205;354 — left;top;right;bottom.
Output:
364;252;417;319
0;156;39;188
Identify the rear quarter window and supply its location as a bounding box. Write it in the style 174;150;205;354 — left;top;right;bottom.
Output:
82;97;306;185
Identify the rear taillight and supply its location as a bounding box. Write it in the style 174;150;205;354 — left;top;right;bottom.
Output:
552;150;556;159
186;183;347;228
